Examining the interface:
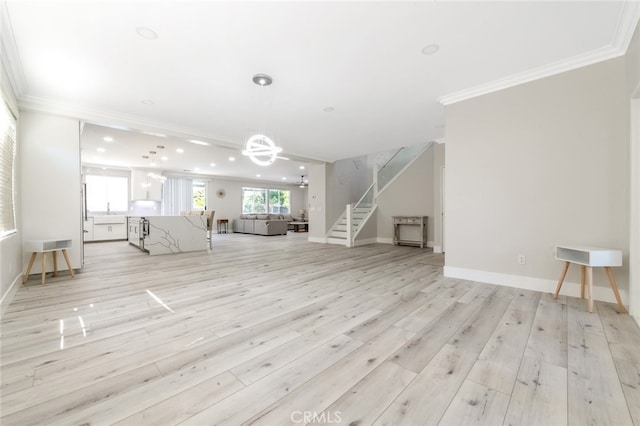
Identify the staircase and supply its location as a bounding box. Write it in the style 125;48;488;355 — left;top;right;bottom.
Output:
326;141;433;247
327;207;372;245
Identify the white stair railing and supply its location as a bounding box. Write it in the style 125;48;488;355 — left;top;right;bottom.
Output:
377;141;432;195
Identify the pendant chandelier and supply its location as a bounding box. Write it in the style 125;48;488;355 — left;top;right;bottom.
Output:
242;73;283;166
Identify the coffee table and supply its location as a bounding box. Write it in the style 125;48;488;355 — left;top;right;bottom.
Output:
290;221;309;232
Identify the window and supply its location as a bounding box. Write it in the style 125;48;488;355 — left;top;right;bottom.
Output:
242;187;290;214
269;189;290;214
86;174;129;213
0;100;17;238
242;187;267;214
192;181;206;210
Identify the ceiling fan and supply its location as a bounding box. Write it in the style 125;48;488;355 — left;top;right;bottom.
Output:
298;175;308;188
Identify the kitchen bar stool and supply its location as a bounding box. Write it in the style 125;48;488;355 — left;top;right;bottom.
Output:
23;239;75;285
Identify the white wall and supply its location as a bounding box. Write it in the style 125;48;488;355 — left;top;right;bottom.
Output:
205;177;307;232
445;56;630;303
376;145;437;245
626;20;640;323
308;163;327;241
326;155;371;227
20;111;82;274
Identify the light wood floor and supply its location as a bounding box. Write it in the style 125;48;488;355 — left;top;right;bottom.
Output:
1;233;639;425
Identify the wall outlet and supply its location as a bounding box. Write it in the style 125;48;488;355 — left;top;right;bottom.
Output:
518;254;526;265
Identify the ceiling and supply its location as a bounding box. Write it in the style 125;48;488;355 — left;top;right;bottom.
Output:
80;122;313;185
3;1;638;182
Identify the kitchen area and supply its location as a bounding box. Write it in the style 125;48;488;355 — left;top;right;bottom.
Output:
83;168;208;256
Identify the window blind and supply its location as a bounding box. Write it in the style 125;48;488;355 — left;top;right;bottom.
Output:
0;100;17;238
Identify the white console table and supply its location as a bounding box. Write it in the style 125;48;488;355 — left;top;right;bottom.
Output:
553;245;625;313
393;216;428;248
23;239;75;285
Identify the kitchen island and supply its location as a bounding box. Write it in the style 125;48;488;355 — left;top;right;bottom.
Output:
128;215;207;255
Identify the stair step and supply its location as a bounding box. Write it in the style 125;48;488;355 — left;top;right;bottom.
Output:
330;230;347;238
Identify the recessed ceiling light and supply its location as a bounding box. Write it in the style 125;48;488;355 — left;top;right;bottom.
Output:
421;44;440;55
252;73;273;86
176;148;184;153
282;177;286;180
157;145;165;149
142;155;149;159
96;147;106;153
256;174;261;178
194;167;200;171
141;99;155;105
150;161;157;167
299;166;305;170
161;156;168;161
228;156;235;162
149;150;156;154
103;136;113;142
189;139;210;146
210;162;216;167
136;26;158;40
323;107;335;113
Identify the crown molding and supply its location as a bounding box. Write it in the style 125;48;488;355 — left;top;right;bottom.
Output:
611;0;640;50
0;0;26;98
439;2;640;106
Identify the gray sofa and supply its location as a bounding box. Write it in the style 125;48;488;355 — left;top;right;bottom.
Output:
232;214;290;236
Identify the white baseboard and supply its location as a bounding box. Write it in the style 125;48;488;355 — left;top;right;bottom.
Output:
433;245;443;253
1;273;21;319
377;238;435;249
444;266;628;305
354;238;378;247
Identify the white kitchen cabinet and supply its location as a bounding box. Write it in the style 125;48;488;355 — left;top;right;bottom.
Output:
83;217;94;242
128;217;142;247
93;215;127;240
131;170;162;201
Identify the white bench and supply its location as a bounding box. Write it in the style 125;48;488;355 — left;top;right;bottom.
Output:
23;239;75;285
553;245;625;313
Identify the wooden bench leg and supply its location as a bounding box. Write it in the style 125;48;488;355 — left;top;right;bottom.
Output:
52;251;58;277
604;266;628;314
61;249;75;278
586;266;594;313
41;251;47;285
554;261;570;299
23;252;37;284
580;265;586;299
